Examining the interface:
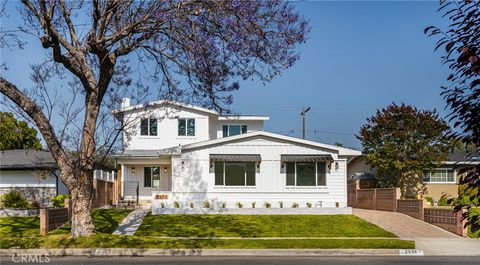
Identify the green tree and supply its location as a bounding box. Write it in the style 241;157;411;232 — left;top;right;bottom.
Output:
357;103;451;198
0;0;308;237
0;112;42;150
425;1;480;237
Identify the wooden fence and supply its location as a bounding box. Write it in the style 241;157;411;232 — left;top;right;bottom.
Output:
93;169;117;207
348;185;467;237
351;187;399;212
40;199;72;235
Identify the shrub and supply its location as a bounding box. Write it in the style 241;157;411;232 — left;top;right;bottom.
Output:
50;194;71;208
30;201;40;208
306;202;312;208
279;201;283;208
236;202;244;208
173;201;180;208
251;202;256;208
291;202;299;208
203;200;210;208
160;202;165;208
425;196;434;206
437;196;451;207
0;190;30;208
264;202;271;208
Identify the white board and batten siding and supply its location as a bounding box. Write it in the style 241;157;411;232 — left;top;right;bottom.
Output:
169;137;348;208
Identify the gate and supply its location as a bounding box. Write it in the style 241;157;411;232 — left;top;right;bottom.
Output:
123;181;139;205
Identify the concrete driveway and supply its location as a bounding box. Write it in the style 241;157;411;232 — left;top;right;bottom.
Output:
353;208;480;256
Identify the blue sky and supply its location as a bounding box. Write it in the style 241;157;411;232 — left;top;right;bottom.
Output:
1;1;450;149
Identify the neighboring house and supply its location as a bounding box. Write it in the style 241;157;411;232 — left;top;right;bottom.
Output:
113;99;361;208
347;152;480;200
0;149;67;207
0;149;117;207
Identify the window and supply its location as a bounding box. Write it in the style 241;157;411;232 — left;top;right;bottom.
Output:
144;167;160;188
140;118;157;136
222;125;247;137
285;162;327;186
214;162;256;186
423;169;455;183
178;118;195;136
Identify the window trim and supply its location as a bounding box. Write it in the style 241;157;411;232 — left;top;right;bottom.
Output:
178;118;196;137
214;161;256;187
285;161;327;187
423;168;456;184
222;124;248;137
140;117;158;136
144;166;161;188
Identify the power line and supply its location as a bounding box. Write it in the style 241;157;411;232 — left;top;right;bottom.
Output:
273;128;356;136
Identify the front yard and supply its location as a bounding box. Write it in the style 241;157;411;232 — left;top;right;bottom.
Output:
0;211;415;249
136;214;396;238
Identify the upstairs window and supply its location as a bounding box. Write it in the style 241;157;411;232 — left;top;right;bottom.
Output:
178;118;195;136
286;162;327;186
222;125;247;137
214;161;256;186
140;118;157;136
423;169;455;183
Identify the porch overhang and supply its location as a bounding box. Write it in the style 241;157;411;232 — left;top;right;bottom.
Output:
281;154;334;162
210;154;261;162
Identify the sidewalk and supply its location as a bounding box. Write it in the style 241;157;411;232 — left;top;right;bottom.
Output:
0;248;404;257
112;207;150;236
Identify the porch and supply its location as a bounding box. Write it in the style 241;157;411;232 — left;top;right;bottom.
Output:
117;155;173;203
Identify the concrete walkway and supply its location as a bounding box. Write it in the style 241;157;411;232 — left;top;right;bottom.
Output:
353;208;480;256
353;208;458;238
112;207;150;236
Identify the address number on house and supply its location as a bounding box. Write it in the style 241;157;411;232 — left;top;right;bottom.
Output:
155;194;169;200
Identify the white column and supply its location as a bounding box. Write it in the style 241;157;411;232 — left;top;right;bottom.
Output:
121;164;126;197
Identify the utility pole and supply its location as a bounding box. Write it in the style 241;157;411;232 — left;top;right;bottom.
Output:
301;106;310;139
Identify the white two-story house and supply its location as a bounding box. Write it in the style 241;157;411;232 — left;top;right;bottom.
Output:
113;99;361;209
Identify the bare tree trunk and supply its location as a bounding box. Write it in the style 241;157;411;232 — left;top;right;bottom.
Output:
70;172;95;237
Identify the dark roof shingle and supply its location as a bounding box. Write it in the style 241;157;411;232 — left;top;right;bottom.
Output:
0;149;56;170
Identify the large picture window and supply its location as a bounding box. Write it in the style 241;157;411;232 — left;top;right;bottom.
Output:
140;118;157;136
285;162;327;186
144;167;160;188
423;169;455;183
178;118;195;136
214;162;255;186
222;125;247;137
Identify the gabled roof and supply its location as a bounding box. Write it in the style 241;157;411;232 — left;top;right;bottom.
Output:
112;100;218;116
182;131;361;156
112;100;270;120
0;149;56;170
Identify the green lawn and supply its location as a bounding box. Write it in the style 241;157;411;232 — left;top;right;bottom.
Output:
0;235;414;249
50;208;131;235
0;216;40;237
136;214;397;238
1;212;415;249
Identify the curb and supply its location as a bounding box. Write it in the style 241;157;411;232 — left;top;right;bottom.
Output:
0;248;403;257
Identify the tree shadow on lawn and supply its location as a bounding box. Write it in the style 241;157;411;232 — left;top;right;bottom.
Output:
0;217;40;237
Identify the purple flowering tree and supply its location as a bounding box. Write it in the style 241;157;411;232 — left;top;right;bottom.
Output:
0;0;309;237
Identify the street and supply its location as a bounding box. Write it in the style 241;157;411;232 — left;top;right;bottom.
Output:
1;256;479;265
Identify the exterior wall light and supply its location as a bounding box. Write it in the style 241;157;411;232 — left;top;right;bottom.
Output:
131;167;136;174
335;162;339;171
164;167;168;173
